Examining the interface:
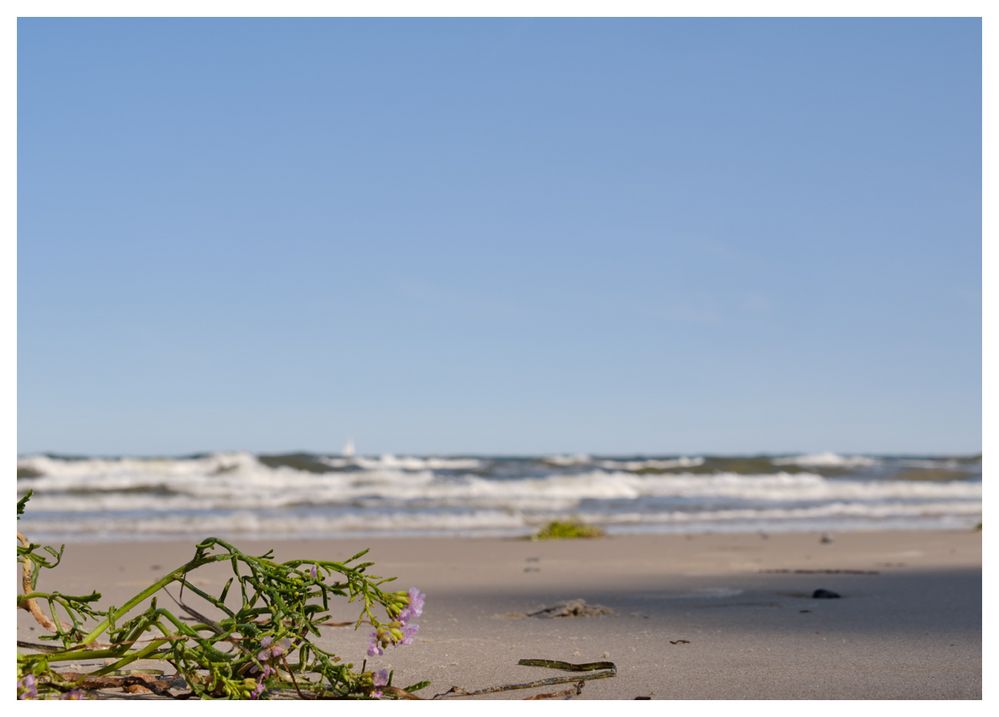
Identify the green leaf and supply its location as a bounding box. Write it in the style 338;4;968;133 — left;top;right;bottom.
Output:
17;490;33;518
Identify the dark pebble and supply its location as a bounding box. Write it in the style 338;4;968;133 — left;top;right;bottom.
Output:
812;588;841;599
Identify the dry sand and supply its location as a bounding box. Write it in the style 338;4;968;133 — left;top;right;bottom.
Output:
18;530;981;699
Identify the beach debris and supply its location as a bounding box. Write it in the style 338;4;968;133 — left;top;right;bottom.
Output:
669;639;690;645
525;682;585;699
48;671;185;698
526;599;614;618
820;533;834;544
532;520;606;540
811;588;842;599
433;658;616;699
519;659;616;672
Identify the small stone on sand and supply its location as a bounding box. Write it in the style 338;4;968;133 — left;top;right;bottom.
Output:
526;599;614;618
812;588;841;599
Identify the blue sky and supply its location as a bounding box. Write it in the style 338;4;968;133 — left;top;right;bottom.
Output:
18;18;981;456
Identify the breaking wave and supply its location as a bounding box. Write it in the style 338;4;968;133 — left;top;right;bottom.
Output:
16;451;981;541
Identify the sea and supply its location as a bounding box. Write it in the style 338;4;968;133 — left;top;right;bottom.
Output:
16;451;982;543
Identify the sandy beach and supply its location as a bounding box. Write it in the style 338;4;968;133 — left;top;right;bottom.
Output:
17;529;981;699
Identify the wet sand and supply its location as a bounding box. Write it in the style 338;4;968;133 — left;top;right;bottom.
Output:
18;530;981;699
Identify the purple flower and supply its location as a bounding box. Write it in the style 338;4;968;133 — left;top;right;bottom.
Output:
401;622;419;645
371;669;390;699
61;690;86;700
309;564;318;579
368;588;426;659
18;674;38;700
407;588;425;618
258;636;291;662
272;638;291;657
398;588;425;624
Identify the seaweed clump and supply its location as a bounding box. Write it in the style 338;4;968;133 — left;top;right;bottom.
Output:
533;520;606;541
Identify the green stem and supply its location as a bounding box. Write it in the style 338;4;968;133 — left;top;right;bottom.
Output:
80;553;229;645
44;647;129;663
95;638;172;675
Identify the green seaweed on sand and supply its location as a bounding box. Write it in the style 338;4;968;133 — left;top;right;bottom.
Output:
533;520;606;540
16;491;428;700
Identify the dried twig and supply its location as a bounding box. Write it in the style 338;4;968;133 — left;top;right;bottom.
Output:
524;681;585;699
17;531;64;632
433;658;616;699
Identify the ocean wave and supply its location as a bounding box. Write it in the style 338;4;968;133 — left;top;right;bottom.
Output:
772;452;880;468
18;509;530;541
575;500;982;525
16;452;981;541
542;453;593;467
18;499;981;542
19;468;980;515
349;455;486;471
17;452;259;478
596;457;705;471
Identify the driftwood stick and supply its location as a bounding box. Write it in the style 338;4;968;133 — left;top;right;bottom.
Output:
433;670;615;698
524;681;586;699
17;531;65;632
57;671;182;698
518;658;616;672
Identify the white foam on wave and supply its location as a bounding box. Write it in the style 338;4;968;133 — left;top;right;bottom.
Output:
543;454;593;466
19;499;982;542
576;500;982;525
20;467;981;518
597;457;705;471
772;452;880;468
630;471;981;501
17;453;982;541
20;508;530;541
350;455;486;471
18;452;258;479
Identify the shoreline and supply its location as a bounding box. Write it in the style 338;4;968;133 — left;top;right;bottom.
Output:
17;520;984;546
18;530;982;699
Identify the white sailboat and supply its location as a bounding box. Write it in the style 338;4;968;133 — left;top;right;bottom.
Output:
342;438;356;458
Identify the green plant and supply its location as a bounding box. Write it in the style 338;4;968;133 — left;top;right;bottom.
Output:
533;520;606;540
16;491;427;699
